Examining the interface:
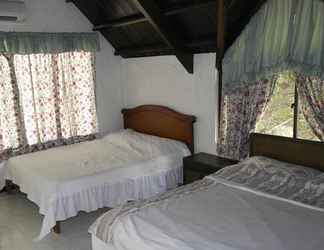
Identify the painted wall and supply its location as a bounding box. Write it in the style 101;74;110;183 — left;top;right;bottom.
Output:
122;54;219;154
0;0;124;133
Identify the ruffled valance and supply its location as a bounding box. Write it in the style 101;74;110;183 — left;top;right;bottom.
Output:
0;32;100;54
223;0;324;91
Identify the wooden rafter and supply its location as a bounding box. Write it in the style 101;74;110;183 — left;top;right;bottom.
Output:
115;35;216;56
216;0;226;70
132;0;193;74
216;0;226;123
69;0;267;63
93;0;215;31
93;14;146;31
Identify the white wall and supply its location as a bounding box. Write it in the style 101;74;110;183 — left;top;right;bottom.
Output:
122;54;218;154
0;0;124;133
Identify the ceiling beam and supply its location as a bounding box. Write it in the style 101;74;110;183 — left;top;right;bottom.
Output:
93;14;146;31
115;35;216;56
132;0;193;74
216;0;226;125
216;0;226;70
93;0;215;31
116;44;174;57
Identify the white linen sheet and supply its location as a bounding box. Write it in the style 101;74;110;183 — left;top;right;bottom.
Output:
90;178;324;250
4;129;190;240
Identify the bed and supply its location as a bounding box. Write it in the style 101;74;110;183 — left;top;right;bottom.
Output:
89;133;324;250
2;105;196;240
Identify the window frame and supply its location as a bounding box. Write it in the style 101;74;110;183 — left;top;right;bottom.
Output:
292;83;299;139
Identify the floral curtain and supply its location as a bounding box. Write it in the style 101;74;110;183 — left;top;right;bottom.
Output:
217;77;277;160
0;51;98;160
296;74;324;141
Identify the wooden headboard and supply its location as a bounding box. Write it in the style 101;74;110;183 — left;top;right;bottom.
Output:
122;105;196;154
250;133;324;172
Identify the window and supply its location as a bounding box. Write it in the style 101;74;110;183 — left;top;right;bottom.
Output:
0;52;98;152
256;72;318;141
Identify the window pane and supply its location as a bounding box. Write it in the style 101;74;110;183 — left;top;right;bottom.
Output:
255;72;295;137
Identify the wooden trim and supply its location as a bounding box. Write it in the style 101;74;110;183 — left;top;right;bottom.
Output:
216;0;226;129
293;83;299;139
122;105;196;154
250;133;324;172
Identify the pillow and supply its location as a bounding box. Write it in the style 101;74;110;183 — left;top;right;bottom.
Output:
101;129;190;157
292;174;324;209
214;156;321;199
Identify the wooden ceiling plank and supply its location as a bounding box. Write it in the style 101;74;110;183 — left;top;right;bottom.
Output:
132;0;193;74
93;0;215;31
163;0;215;16
93;14;146;31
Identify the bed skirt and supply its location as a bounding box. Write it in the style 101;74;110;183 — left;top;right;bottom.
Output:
35;166;182;240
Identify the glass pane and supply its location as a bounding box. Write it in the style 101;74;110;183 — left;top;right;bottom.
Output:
255;72;295;137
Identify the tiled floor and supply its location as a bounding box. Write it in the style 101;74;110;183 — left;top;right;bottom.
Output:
0;192;109;250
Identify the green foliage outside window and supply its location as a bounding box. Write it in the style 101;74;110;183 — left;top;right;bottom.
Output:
256;72;318;141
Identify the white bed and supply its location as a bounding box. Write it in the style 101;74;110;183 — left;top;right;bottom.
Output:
4;129;190;240
89;156;324;250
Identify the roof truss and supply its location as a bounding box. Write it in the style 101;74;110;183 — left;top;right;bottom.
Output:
132;0;193;73
68;0;268;74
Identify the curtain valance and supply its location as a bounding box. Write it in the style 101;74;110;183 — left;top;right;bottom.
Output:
0;32;100;54
223;0;324;91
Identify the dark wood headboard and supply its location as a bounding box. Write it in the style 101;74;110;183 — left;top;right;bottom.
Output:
250;133;324;172
122;105;196;154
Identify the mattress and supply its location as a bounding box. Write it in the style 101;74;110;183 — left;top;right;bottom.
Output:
90;158;324;250
4;129;190;240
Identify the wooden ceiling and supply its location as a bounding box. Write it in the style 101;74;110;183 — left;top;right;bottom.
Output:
68;0;266;73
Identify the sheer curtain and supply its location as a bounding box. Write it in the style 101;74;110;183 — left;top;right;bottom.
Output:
0;51;98;159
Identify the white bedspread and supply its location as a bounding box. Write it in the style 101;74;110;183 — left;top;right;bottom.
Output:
90;178;324;250
4;129;190;240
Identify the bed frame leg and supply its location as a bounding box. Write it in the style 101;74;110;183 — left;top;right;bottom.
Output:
5;180;14;194
53;222;61;234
